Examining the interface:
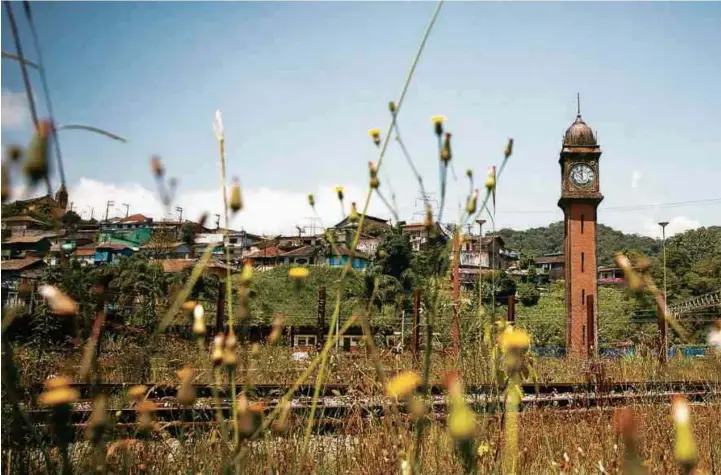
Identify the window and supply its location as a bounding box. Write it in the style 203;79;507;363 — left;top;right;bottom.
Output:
342;335;362;352
294;335;317;347
581;252;585;272
581;215;585;234
581;289;585;305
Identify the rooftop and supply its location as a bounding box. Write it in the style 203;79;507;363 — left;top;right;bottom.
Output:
1;257;44;271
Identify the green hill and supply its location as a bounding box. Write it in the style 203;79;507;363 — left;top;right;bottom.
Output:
496;221;661;266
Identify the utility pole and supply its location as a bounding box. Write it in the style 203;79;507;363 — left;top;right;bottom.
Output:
176;206;183;222
104;200;114;222
122;203;130;218
69;202;74;212
215;214;221;231
451;229;461;355
90;207;94;220
659;221;669;362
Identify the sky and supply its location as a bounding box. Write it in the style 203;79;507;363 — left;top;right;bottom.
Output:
2;1;720;238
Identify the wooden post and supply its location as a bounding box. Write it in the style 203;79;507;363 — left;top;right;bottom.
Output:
317;285;326;349
658;299;668;364
412;289;421;364
451;231;461;355
215;279;226;334
586;294;595;357
507;294;516;323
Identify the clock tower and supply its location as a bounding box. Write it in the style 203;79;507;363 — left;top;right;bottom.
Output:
558;98;603;357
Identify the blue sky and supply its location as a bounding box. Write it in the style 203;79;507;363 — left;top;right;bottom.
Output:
2;1;720;236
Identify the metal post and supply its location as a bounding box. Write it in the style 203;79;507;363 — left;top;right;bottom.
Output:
451;230;461;355
507;294;516;323
586;294;595;357
400;309;405;351
317;285;326;349
412;289;421;363
215;279;226;334
659;221;669;362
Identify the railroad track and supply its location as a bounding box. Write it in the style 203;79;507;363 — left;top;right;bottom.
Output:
8;380;719;443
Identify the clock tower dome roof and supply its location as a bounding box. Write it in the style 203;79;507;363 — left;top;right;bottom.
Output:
563;114;597;147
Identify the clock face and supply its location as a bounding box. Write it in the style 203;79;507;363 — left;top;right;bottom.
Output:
569;163;595;188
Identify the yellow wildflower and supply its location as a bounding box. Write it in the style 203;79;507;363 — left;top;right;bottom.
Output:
368;128;382;146
385;371;421;398
504;138;514;159
288;267;309;280
349;201;359;223
128;385;147;401
308;193;315;208
499;326;531;352
239;262;253;285
431;115;446;136
672;395;698;470
335;186;344;201
39;387;80;406
45;375;73;391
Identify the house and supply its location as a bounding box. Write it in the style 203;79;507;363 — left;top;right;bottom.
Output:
1;257;46;308
158;259;237;278
244;246;283;269
70;245;97;266
401;222;449;252
1;215;52;238
327;247;370;270
2;184;68;222
1;234;54;260
141;241;192;259
94;243;134;264
534;253;566;281
194;230;261;262
279;245;321;266
598;266;627;285
98;214;154;247
333;214;391;235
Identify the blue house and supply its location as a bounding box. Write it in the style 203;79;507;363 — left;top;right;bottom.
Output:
326;247;370;270
95;243;134;264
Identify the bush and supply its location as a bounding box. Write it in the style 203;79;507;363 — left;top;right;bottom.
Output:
517;282;541;306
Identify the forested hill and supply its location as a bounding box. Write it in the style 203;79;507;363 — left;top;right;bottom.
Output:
496;221;661;266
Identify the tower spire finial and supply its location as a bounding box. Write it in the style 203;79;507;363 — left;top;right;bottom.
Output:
576;92;581;117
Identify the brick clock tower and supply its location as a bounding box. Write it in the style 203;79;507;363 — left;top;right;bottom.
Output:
558;99;603;357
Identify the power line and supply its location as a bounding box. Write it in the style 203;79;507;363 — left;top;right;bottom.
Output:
498;198;721;215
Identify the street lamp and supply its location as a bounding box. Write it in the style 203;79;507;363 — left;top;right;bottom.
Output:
658;221;669;361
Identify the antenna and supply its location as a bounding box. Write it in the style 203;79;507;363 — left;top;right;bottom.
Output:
176;206;183;222
104;200;115;222
122;203;130;217
576;92;581;117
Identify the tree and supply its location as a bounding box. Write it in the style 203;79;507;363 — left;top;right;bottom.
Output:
517;282;540;306
60;210;82;231
181;222;197;254
374;225;413;283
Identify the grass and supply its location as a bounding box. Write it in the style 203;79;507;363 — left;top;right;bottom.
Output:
11;335;721;388
3;1;721;473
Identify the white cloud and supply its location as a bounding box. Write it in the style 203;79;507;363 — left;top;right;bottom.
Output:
642;216;701;239
1;90;29;129
631;170;642;189
66;177;389;235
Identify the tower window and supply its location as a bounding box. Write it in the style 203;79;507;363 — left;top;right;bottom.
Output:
582;289;585;305
581;252;585;272
581;215;585;234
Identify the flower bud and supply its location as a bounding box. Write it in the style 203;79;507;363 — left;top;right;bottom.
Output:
388;102;397;114
176;366;196;406
672;396;698;471
128;385;148;402
335;186;344;202
2;166;10;203
150;155;164;179
485;166;496;192
192;304;206;337
212;334;224;366
288;267;309;280
466;189;478;215
6;145;23;162
504;138;514;159
431;115;445;136
23;120;52;185
307;193;315;208
38;285;78;316
441;133;452;163
386;371;420;399
368;161;379;189
349;202;359;223
368;128;382;147
229;179;243;213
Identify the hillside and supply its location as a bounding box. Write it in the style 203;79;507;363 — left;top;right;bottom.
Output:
496;221;661;266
